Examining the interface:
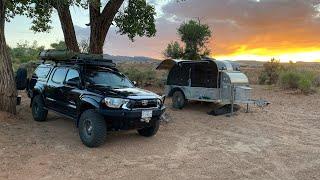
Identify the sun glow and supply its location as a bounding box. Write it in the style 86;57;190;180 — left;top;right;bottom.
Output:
214;46;320;62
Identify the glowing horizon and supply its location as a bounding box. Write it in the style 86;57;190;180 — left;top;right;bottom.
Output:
213;46;320;63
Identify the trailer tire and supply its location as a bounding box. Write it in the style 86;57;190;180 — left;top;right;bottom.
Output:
172;90;186;109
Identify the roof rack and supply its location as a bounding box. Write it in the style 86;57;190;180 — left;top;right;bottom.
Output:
39;50;116;68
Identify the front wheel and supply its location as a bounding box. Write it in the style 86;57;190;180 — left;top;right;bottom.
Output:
32;95;48;122
79;110;107;148
138;119;160;137
172;91;186;109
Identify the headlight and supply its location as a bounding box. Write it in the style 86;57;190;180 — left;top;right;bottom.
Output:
157;99;162;106
103;98;129;109
157;95;166;107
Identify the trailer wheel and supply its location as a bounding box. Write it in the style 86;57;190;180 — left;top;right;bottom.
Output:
172;91;186;109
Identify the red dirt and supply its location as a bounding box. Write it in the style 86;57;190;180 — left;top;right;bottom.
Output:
0;85;320;179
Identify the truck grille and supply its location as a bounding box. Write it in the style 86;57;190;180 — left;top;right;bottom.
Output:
127;99;158;109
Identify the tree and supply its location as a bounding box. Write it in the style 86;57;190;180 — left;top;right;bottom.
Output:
178;20;212;60
50;41;67;50
0;0;17;114
26;0;157;54
26;0;82;52
163;41;184;59
163;20;212;60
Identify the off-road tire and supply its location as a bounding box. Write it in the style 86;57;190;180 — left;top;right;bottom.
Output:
172;90;186;109
79;110;107;148
16;67;27;90
32;95;48;122
138;119;160;137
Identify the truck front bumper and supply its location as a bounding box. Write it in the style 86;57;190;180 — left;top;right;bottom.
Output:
97;106;166;130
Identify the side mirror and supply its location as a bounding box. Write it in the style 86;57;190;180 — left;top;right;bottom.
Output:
132;81;137;86
66;80;79;87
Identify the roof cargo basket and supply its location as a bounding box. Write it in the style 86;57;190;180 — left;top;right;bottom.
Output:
39;50;116;68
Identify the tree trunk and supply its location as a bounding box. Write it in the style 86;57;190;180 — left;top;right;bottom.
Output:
0;0;17;114
89;20;112;54
89;0;124;54
55;4;80;53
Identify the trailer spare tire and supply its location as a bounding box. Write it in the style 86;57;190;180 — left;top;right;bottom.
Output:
16;67;27;90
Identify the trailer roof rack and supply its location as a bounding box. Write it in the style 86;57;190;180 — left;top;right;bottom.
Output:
39;50;116;68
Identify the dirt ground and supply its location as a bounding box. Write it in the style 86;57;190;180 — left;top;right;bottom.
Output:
0;85;320;180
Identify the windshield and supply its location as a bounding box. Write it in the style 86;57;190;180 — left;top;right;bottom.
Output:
86;71;134;89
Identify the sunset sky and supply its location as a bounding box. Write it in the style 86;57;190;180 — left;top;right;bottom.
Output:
5;0;320;62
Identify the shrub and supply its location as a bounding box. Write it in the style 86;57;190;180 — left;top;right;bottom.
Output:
121;67;159;87
298;72;316;93
279;70;316;93
313;75;320;87
258;58;283;85
278;71;300;89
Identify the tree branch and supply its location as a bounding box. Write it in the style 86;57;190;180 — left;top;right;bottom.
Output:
101;0;124;24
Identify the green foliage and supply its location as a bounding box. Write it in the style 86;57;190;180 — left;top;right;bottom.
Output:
258;58;283;85
10;41;44;64
119;66;165;88
164;20;212;60
163;41;184;59
5;1;30;21
8;41;44;70
279;70;316;94
278;71;300;89
21;0;85;32
178;20;212;60
115;0;156;41
121;67;155;86
50;41;67;50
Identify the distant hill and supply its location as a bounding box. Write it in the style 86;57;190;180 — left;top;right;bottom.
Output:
103;54;160;64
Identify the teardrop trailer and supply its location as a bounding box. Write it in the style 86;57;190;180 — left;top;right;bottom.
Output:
157;59;268;114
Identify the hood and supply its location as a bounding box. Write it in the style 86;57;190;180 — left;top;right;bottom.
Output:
89;86;160;99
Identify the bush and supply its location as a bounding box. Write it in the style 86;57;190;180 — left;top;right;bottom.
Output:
279;70;316;93
278;71;300;89
299;72;316;93
313;75;320;87
258;58;283;85
121;67;161;87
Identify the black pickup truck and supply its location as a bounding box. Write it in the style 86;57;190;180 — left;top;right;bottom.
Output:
19;51;165;147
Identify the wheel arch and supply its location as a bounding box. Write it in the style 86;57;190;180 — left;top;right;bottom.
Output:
76;97;100;127
30;89;45;107
168;87;186;98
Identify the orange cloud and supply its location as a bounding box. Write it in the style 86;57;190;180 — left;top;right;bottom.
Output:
163;0;320;62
